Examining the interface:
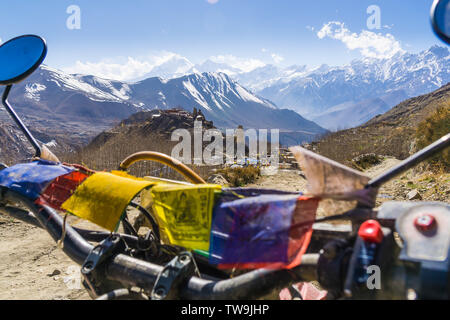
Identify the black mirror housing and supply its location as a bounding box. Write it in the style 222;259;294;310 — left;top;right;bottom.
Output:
431;0;450;45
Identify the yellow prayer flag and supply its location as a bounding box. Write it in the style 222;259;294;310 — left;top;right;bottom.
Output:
151;183;221;251
62;172;155;231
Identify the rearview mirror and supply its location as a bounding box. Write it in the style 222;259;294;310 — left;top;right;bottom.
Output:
0;35;59;162
431;0;450;45
0;35;47;85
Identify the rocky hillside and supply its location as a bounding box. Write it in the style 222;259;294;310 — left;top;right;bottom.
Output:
63;109;221;178
84;108;214;152
8;66;326;144
0;123;33;164
0;108;112;165
239;46;450;129
310;83;450;164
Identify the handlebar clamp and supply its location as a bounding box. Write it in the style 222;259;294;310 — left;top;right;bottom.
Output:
81;234;127;298
151;252;196;300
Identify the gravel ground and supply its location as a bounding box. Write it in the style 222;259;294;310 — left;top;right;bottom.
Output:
0;157;447;300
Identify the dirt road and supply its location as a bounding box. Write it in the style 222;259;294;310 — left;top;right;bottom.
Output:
0;217;90;300
0;157;447;300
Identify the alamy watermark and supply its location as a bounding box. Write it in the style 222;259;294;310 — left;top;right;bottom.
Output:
63;265;82;290
66;5;81;30
367;5;381;30
171;121;280;171
366;265;381;290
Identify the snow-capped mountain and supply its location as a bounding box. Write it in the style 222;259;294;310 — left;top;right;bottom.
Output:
133;55;198;82
133;57;262;81
235;64;330;92
195;59;243;75
130;72;326;134
11;65;138;121
243;46;450;129
8;66;326;145
126;46;449;130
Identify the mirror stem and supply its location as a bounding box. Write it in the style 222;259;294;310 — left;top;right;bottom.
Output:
2;85;42;158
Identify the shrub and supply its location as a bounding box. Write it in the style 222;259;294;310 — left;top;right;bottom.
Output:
350;153;383;170
217;166;261;187
415;102;450;171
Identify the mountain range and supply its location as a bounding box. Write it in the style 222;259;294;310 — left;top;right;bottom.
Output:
10;45;448;132
5;65;326;149
311;83;450;163
252;46;449;129
129;46;449;130
1;45;448;165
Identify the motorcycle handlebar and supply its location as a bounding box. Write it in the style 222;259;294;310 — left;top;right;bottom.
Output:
1;189;319;300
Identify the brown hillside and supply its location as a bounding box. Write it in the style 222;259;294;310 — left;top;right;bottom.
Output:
311;83;450;165
62;109;218;179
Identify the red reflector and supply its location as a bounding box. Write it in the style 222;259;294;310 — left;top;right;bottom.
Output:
358;220;383;244
414;214;437;232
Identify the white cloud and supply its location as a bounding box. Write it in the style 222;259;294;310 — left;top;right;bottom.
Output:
62;51;187;81
317;21;404;59
209;54;266;72
206;0;219;4
271;53;284;64
62;52;266;80
261;49;284;64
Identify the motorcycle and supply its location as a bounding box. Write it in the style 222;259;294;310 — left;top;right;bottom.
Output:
0;0;448;300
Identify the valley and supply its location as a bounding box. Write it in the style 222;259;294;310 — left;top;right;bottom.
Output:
0;63;448;301
1;44;449;167
1;0;449;303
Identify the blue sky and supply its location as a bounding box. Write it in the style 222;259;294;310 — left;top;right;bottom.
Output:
0;0;443;80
